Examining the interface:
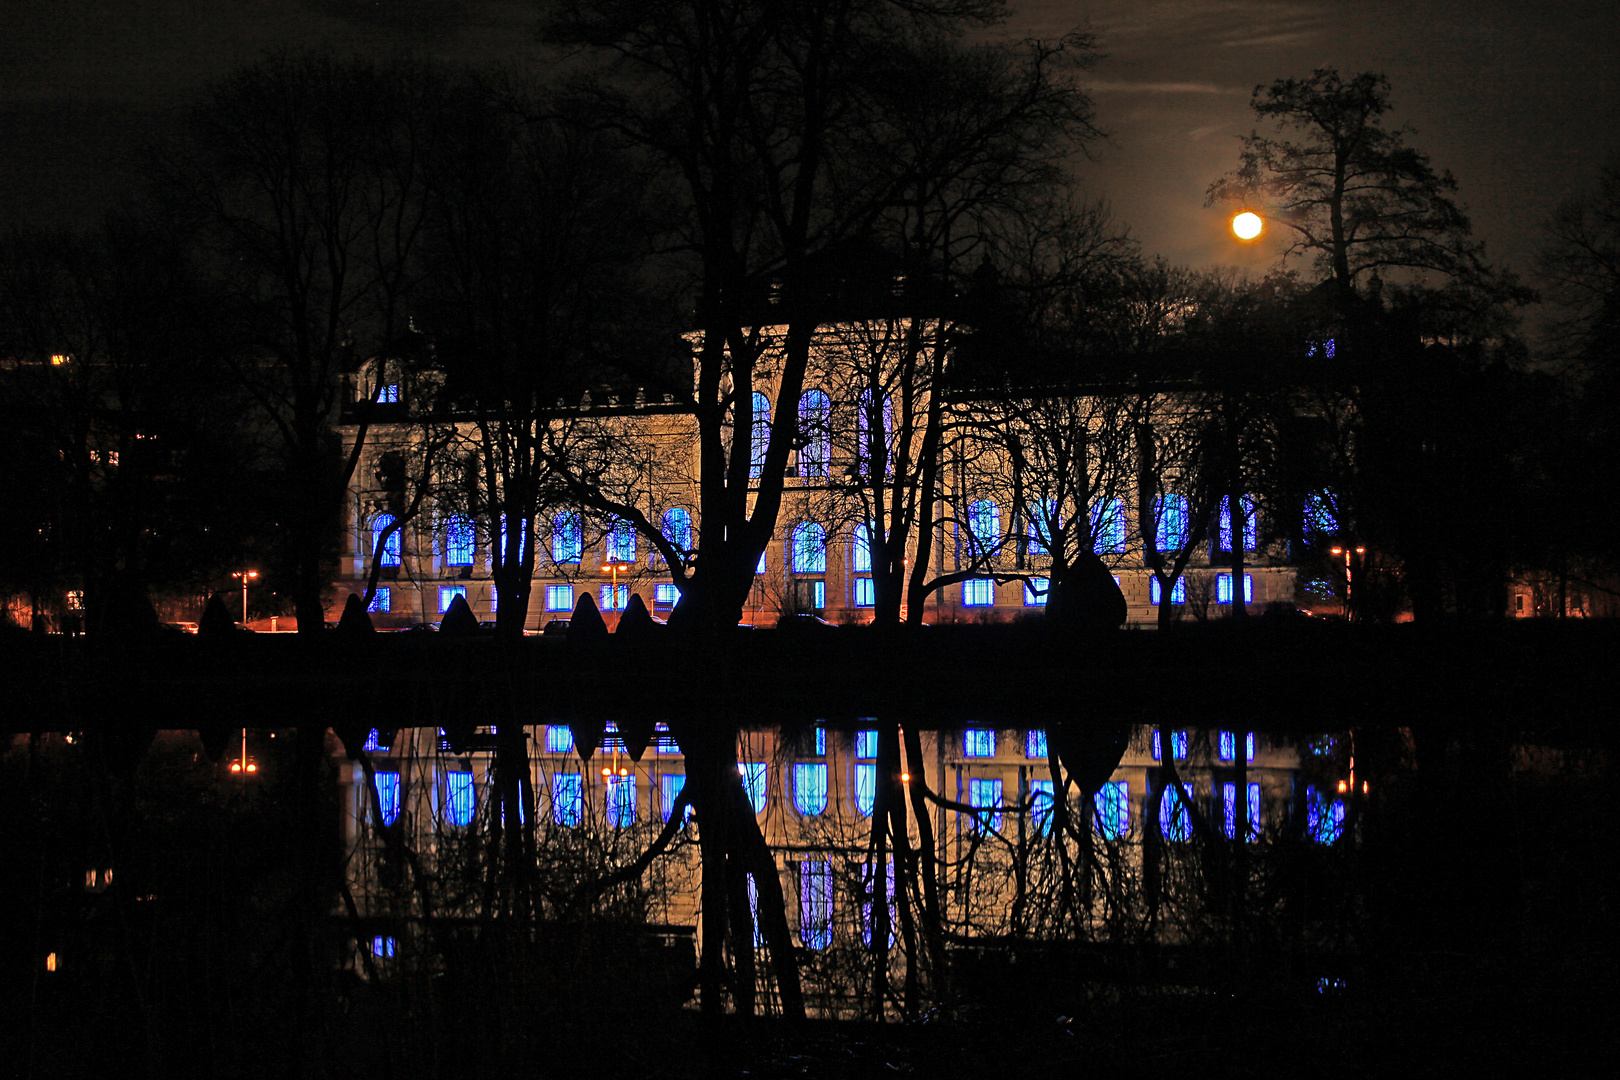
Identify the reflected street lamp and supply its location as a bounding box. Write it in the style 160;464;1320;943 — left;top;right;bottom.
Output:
231;570;259;625
1329;545;1366;619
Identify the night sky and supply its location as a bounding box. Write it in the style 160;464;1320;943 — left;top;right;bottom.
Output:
3;0;1614;283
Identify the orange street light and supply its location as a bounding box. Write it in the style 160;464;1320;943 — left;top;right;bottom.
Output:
600;561;633;611
231;569;259;624
1328;546;1366;619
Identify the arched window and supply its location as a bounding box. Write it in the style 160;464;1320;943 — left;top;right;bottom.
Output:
1155;494;1189;552
444;515;474;566
1159;783;1192;841
1220;495;1258;551
607;517;637;562
1093;497;1127;553
749;391;771;479
852;522;873;573
552;511;582;563
967;499;1000;553
1026;499;1056;557
791;521;826;573
856;388;893;475
660;507;692;557
798;390;830;478
373;514;401;567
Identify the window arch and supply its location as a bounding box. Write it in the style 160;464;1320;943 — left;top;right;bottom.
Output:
798;390;830;478
660;507;692;557
852;522;873;573
1220;495;1258;551
967;499;1000;553
373;513;401;567
607;516;636;562
749;391;771;479
791;521;826;573
444;515;474;566
552;511;582;563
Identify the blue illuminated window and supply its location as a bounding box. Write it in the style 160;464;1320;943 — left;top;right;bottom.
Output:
1154;495;1188;552
1149;577;1186;605
374;771;401;826
373;514;401;567
1093;497;1127;553
964;729;995;758
606;775;637;827
1219;496;1258;552
792;763;828;816
799;390;830;477
1031;779;1055;836
799;859;834;949
1025;499;1057;557
371;935;397;958
363;729;381;752
963;579;994;606
438;585;466;614
660;507;692;557
444;771;475;827
967;499;1000;554
607;517;636;562
1159;782;1192;841
545;726;574;754
857;389;893;475
810;580;825;609
1151;730;1188;760
1094;781;1129;840
854;729;878;759
545;585;574;612
791;521;826;573
968;777;1003;833
749;391;771;479
739;762;767;814
1218;731;1256;762
552;773;583;826
552;512;582;563
378;380;400;405
756;549;767;574
854;764;876;816
444;515;474;566
1025;730;1047;758
1216;573;1254;604
654;583;680;605
660;773;687;822
602;722;626;753
745;875;765;947
860;860;896;947
853;522;873;572
1304;491;1339;534
1222;781;1263;840
811;727;827;756
599;583;628;610
1024;578;1048;606
367;588;390;613
1306;786;1345;844
854;577;875;607
653;722;677;754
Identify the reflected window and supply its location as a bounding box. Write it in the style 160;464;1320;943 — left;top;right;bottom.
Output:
1094;781;1129;840
799;860;834;949
372;935;397;958
855;730;878;759
444;771;475;827
606;775;636;827
1304;491;1339;535
1159;782;1192;841
545;726;574;754
1151;730;1188;760
552;773;583;826
374;771;401;826
1306;786;1345;844
1218;731;1256;763
860;860;897;947
964;729;995;758
739;762;767;814
1025;730;1047;758
968;777;1003;833
367;588;390;613
854;764;876;816
1222;781;1263;840
792;763;828;816
660;773;688;822
1031;779;1055;836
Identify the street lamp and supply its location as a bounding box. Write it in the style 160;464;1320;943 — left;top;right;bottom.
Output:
228;728;258;779
1329;545;1366;619
600;561;633;611
231;570;259;625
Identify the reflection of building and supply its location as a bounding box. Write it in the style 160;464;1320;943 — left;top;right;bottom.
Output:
332;320;1302;630
344;721;1346;1007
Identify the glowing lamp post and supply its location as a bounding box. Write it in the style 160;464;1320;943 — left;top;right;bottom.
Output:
229;728;258;780
231;570;258;625
1231;211;1264;241
1329;545;1366;619
600;561;633;611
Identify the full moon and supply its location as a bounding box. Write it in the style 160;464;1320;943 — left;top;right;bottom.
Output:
1231;211;1264;241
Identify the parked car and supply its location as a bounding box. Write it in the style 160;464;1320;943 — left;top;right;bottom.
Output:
541;619;571;636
